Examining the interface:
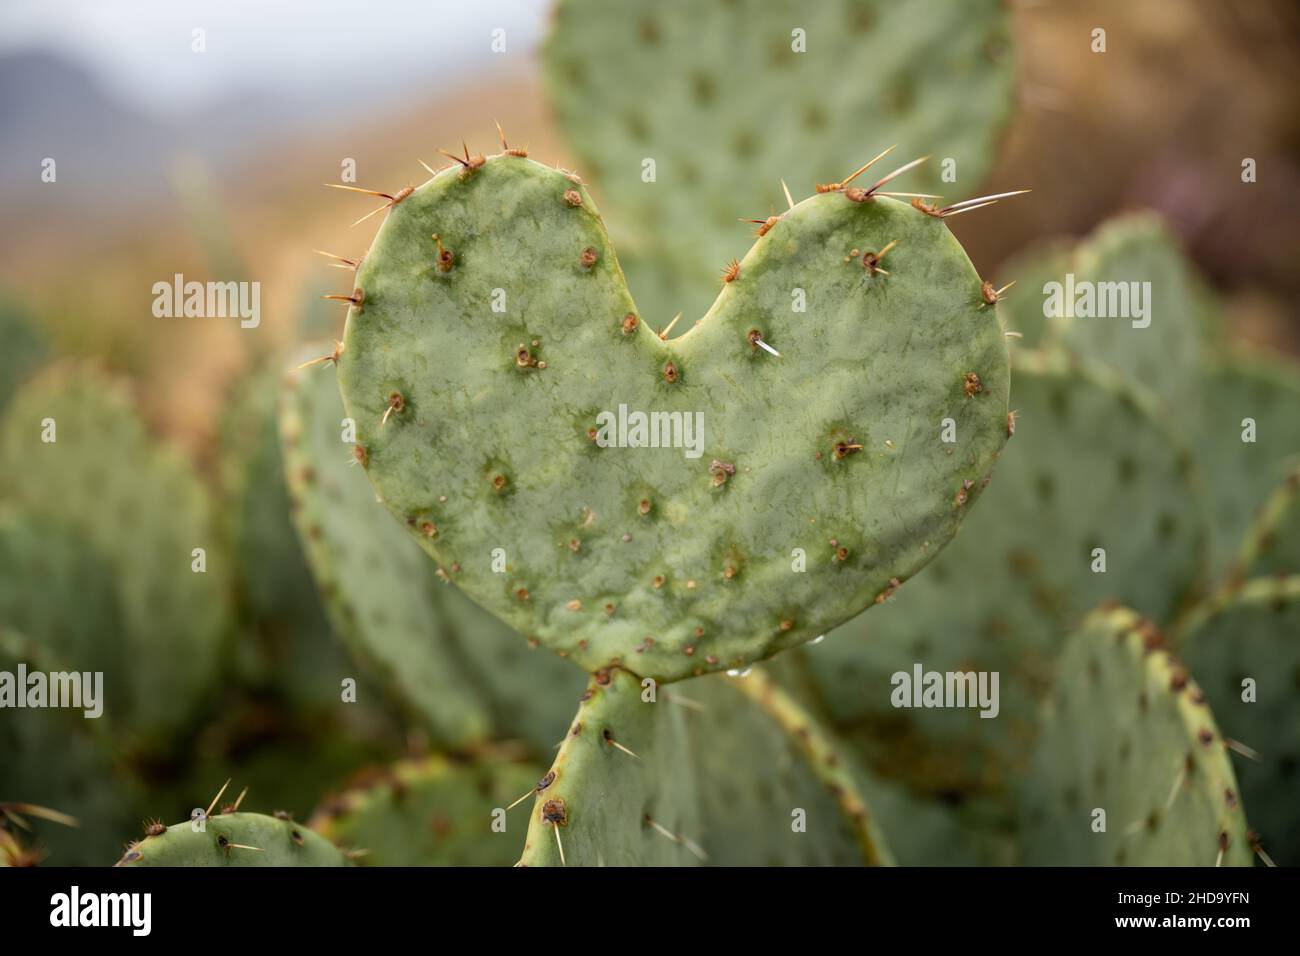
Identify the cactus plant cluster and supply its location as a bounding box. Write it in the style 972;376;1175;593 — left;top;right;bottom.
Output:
542;0;1017;324
2;0;1296;871
1;365;228;746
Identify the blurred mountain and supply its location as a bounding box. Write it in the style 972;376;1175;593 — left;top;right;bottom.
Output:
0;49;335;218
0;50;173;200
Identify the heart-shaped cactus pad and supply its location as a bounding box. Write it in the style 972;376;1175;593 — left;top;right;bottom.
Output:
336;152;1009;682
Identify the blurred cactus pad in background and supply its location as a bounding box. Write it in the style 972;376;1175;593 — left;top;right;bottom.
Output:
1;0;1298;868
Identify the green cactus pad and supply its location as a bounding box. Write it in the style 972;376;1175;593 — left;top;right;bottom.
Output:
1232;466;1300;578
115;811;351;867
220;361;324;635
1198;352;1300;577
0;512;125;696
336;152;1010;683
0;363;227;744
281;354;492;746
1011;214;1299;579
1045;212;1220;416
688;663;1008;865
218;359;349;712
801;350;1205;797
1020;605;1251;866
518;668;700;866
1178;576;1300;866
685;671;893;866
282;350;583;750
543;0;1016;320
309;754;540;866
428;573;586;755
0;628;136;866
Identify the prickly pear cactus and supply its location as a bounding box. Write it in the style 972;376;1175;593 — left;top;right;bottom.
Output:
335;150;1010;682
1020;605;1251;866
686;671;893;866
0;512;125;697
426;574;586;755
1042;213;1221;416
1003;216;1298;579
115;810;351;867
218;359;351;712
0;363;228;744
543;0;1017;320
518;668;700;866
702;663;1013;865
281;353;493;746
310;754;540;866
1232;466;1300;578
282;350;584;751
1197;352;1300;577
1178;576;1300;866
801;350;1205;797
0;628;136;866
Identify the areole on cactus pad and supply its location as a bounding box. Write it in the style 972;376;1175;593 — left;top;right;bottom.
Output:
334;147;1011;681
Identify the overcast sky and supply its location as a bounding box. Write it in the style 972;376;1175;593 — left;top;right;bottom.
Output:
0;0;549;115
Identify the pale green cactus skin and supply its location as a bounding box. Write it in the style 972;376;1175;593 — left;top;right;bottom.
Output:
722;658;1015;865
1020;605;1251;867
217;359;350;714
281;353;494;746
0;363;227;746
1231;466;1300;578
801;350;1206;801
0;513;125;701
997;215;1299;580
1197;352;1300;577
310;754;540;866
1178;576;1300;866
519;668;700;866
1044;213;1220;416
115;811;351;867
281;350;583;751
0;628;136;866
686;671;894;866
335;152;1010;683
543;0;1017;322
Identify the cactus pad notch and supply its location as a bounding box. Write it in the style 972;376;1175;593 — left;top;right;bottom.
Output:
335;149;1010;683
542;0;1017;321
